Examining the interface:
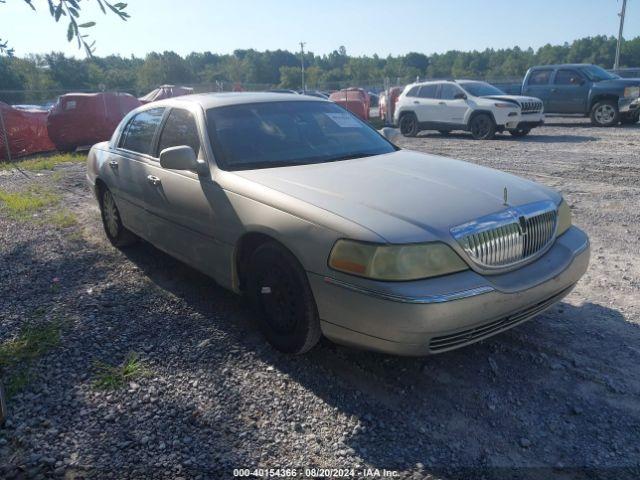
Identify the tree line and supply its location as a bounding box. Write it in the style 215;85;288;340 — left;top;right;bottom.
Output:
1;35;640;104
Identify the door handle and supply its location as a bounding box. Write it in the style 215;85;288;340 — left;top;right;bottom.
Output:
108;160;118;169
438;102;446;105
551;88;558;93
147;175;161;186
413;101;420;104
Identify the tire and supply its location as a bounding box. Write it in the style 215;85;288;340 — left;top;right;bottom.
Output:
399;112;419;137
620;112;639;125
438;130;451;136
509;128;531;137
246;242;321;354
98;187;137;247
590;100;620;127
469;113;496;140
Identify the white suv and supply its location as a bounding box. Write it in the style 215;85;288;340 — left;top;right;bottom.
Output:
394;80;545;140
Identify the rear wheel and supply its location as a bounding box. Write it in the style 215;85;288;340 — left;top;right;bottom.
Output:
98;187;137;247
590;100;620;127
469;113;496;140
509;128;531;137
247;242;321;354
399;112;419;137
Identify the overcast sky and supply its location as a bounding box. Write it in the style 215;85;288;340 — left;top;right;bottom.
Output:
2;0;637;58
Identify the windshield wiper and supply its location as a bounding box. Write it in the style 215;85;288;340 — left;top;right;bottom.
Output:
324;152;379;163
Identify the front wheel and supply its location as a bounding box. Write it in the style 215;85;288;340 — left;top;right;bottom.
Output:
399;113;419;137
590;100;620;127
247;242;321;354
469;113;496;140
99;187;137;247
509;128;531;137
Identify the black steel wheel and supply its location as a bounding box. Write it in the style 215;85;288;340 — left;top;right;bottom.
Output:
399;112;419;137
469;113;496;140
247;242;321;354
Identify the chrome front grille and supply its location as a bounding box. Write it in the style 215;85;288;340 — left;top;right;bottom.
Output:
451;201;557;269
520;101;543;114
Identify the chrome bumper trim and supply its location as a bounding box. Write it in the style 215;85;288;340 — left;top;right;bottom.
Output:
323;277;494;304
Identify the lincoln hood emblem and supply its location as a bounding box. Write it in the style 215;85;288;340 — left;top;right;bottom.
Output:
503;187;509;206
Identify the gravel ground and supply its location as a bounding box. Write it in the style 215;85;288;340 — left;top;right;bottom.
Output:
1;117;639;479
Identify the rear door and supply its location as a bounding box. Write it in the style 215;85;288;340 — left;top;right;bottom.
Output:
437;83;470;125
112;107;166;237
548;69;589;113
413;83;440;123
522;69;554;111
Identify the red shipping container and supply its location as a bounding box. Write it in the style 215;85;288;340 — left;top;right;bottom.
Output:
47;92;141;152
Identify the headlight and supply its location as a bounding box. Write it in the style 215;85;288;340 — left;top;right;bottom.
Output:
494;102;517;108
623;86;640;98
328;240;468;281
557;199;572;236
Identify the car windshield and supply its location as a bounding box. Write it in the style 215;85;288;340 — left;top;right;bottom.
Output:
458;81;505;97
206;101;396;170
580;65;620;82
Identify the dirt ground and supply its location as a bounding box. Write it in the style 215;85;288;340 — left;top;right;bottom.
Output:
1;117;639;479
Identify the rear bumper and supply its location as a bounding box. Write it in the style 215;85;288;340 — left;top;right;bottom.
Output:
309;226;589;356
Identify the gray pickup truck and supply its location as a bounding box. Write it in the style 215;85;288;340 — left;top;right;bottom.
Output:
522;64;640;126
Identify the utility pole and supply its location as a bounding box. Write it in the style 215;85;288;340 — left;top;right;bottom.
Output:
614;0;628;70
299;41;306;93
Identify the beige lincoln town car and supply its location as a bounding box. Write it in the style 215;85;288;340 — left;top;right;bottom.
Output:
86;92;590;355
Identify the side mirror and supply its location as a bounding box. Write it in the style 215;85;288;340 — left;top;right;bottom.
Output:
159;146;207;175
454;92;467;100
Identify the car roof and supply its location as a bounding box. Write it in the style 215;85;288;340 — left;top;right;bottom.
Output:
529;63;592;70
146;92;326;110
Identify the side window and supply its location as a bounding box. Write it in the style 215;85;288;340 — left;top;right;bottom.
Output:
157;108;201;156
119;108;165;155
554;69;583;85
528;69;553;85
406;86;420;97
418;84;438;99
439;84;464;100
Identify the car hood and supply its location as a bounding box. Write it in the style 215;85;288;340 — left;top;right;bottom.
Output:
483;95;542;105
594;78;640;88
233;150;560;244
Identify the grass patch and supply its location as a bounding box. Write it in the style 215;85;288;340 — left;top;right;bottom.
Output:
0;153;84;172
0;186;60;220
93;354;149;390
0;321;63;397
50;208;77;229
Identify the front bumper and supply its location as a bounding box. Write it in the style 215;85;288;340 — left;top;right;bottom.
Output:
514;119;545;130
309;226;589;355
619;96;640;113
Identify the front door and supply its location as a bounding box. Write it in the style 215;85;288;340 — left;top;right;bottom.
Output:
438;83;470;126
141;107;229;281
